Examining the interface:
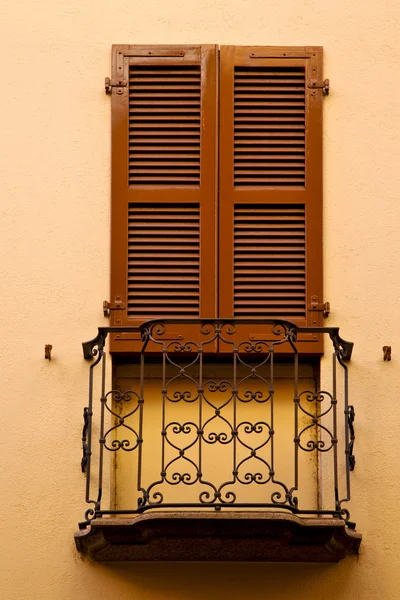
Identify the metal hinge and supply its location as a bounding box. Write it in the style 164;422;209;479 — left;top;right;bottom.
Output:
103;299;126;317
308;296;330;318
105;77;127;95
308;78;330;95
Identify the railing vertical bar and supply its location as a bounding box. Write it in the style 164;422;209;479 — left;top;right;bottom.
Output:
97;348;106;508
233;348;237;484
161;345;166;482
137;350;145;501
293;347;299;493
198;344;203;486
270;346;275;486
332;351;339;510
342;357;351;503
84;357;98;505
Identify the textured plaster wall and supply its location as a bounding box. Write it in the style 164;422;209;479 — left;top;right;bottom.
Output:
1;0;400;598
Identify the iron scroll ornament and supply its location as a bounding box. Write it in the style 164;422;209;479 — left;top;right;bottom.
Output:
82;320;353;362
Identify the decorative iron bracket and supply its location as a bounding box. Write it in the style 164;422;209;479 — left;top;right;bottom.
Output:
337;338;353;361
347;405;356;471
105;77;127;94
81;407;90;473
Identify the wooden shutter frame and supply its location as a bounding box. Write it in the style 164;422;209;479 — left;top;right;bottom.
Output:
108;44;324;355
219;46;324;353
109;45;217;352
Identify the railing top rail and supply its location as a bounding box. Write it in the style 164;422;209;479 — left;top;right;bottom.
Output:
82;318;353;361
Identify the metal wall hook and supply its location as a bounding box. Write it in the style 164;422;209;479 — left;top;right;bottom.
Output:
383;346;392;361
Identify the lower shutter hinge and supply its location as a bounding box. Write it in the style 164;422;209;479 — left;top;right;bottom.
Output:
105;77;127;95
103;299;126;317
308;79;330;95
308;296;330;318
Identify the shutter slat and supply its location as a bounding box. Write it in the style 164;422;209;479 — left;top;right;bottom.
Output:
234;308;306;315
234;122;305;129
129;68;201;75
129;147;200;154
130;100;201;106
234;148;304;153
235;102;305;107
127;203;200;318
130;115;200;121
130;155;200;161
128;308;199;315
235;117;305;122
129;123;200;129
233;204;306;319
130;109;201;115
128;275;199;280
128;176;199;183
235;86;305;92
234;169;305;175
129;135;201;140
129;169;200;175
132;291;199;297
130;162;200;167
234;140;305;146
235;132;305;138
233;65;306;186
234;93;305;99
234;70;306;76
235;277;306;282
129;64;201;186
235;163;305;169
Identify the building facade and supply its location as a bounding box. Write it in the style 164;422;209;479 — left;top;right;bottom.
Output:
1;0;400;597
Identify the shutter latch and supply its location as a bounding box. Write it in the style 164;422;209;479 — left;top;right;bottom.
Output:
308;296;330;318
103;299;126;317
308;79;330;95
105;77;127;95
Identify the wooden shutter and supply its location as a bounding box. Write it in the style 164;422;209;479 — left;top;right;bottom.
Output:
219;46;324;352
109;45;217;352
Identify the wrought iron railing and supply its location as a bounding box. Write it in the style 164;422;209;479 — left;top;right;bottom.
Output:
79;319;356;529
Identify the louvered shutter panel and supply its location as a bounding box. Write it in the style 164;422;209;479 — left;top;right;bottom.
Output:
110;45;217;351
219;46;324;352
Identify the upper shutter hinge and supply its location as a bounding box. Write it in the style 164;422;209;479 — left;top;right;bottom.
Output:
105;77;127;95
103;299;126;317
308;296;330;318
308;78;330;95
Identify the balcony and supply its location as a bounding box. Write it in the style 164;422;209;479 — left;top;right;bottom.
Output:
75;319;361;562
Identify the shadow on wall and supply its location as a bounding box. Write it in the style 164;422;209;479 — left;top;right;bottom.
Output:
90;557;362;600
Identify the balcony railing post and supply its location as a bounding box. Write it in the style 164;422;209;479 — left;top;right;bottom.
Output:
332;351;339;511
96;348;107;510
80;332;106;526
293;344;300;500
339;350;355;525
198;346;203;495
137;351;145;504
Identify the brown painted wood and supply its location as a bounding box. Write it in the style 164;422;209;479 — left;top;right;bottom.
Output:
110;45;218;352
219;46;324;353
109;45;324;354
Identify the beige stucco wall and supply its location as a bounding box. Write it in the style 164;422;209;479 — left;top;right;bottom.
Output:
1;0;400;598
